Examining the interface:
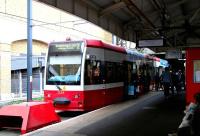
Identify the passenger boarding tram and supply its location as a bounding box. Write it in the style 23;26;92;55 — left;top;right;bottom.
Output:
44;39;163;111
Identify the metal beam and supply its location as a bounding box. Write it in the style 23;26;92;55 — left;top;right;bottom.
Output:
163;25;200;30
147;0;162;20
100;2;126;17
168;0;188;9
192;31;200;39
151;0;162;10
189;7;200;24
122;0;141;20
80;0;101;11
170;16;187;26
123;0;156;29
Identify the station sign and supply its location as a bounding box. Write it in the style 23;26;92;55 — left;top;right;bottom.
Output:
165;49;182;59
138;39;163;47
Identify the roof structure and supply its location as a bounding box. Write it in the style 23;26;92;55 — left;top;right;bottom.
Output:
38;0;200;52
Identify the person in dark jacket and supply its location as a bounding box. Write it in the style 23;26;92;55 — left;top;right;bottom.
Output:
160;67;172;98
176;70;185;93
154;72;160;91
171;71;179;95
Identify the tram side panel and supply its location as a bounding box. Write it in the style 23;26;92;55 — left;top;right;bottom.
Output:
84;47;106;110
84;47;125;110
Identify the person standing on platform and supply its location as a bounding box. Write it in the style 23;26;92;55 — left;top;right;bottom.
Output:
132;72;138;97
177;70;185;93
154;72;160;91
160;67;172;98
145;72;151;92
171;70;179;95
177;92;200;136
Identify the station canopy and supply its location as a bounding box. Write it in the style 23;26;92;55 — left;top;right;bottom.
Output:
39;0;200;52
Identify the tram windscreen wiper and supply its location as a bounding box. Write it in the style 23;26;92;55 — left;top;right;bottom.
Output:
48;66;62;90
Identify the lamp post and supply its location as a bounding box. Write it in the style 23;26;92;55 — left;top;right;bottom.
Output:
27;0;32;102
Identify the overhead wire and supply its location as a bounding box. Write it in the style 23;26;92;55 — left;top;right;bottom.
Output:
0;11;110;41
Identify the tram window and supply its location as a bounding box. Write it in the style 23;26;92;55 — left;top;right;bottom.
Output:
46;53;82;85
47;64;81;85
84;60;104;85
116;63;124;82
105;62;113;83
85;61;123;84
127;64;132;84
132;63;137;74
194;60;200;83
105;62;124;83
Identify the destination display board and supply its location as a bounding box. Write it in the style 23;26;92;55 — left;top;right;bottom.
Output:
49;41;83;53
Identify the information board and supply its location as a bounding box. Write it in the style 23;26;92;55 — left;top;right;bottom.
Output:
49;42;83;53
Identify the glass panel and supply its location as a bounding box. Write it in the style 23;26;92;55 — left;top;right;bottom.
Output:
47;63;81;85
105;62;114;83
46;41;84;85
194;60;200;83
84;60;104;85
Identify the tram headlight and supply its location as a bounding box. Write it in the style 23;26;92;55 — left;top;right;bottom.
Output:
86;54;90;59
78;102;83;107
47;94;51;98
74;94;80;99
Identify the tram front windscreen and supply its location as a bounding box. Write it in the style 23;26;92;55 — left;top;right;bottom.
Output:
46;41;84;85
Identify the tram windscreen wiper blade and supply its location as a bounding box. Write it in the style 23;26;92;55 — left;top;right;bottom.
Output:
48;66;62;90
55;84;62;90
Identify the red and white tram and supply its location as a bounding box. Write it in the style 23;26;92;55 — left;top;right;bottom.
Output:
44;39;162;111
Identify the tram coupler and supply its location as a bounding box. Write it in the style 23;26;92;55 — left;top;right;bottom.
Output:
0;101;61;134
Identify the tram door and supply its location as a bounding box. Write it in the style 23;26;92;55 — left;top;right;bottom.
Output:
124;62;135;99
186;48;200;103
104;50;125;105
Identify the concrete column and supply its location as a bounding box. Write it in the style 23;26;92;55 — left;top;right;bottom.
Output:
0;43;11;100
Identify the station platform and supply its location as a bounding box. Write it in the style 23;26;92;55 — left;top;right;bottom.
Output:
23;91;185;136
